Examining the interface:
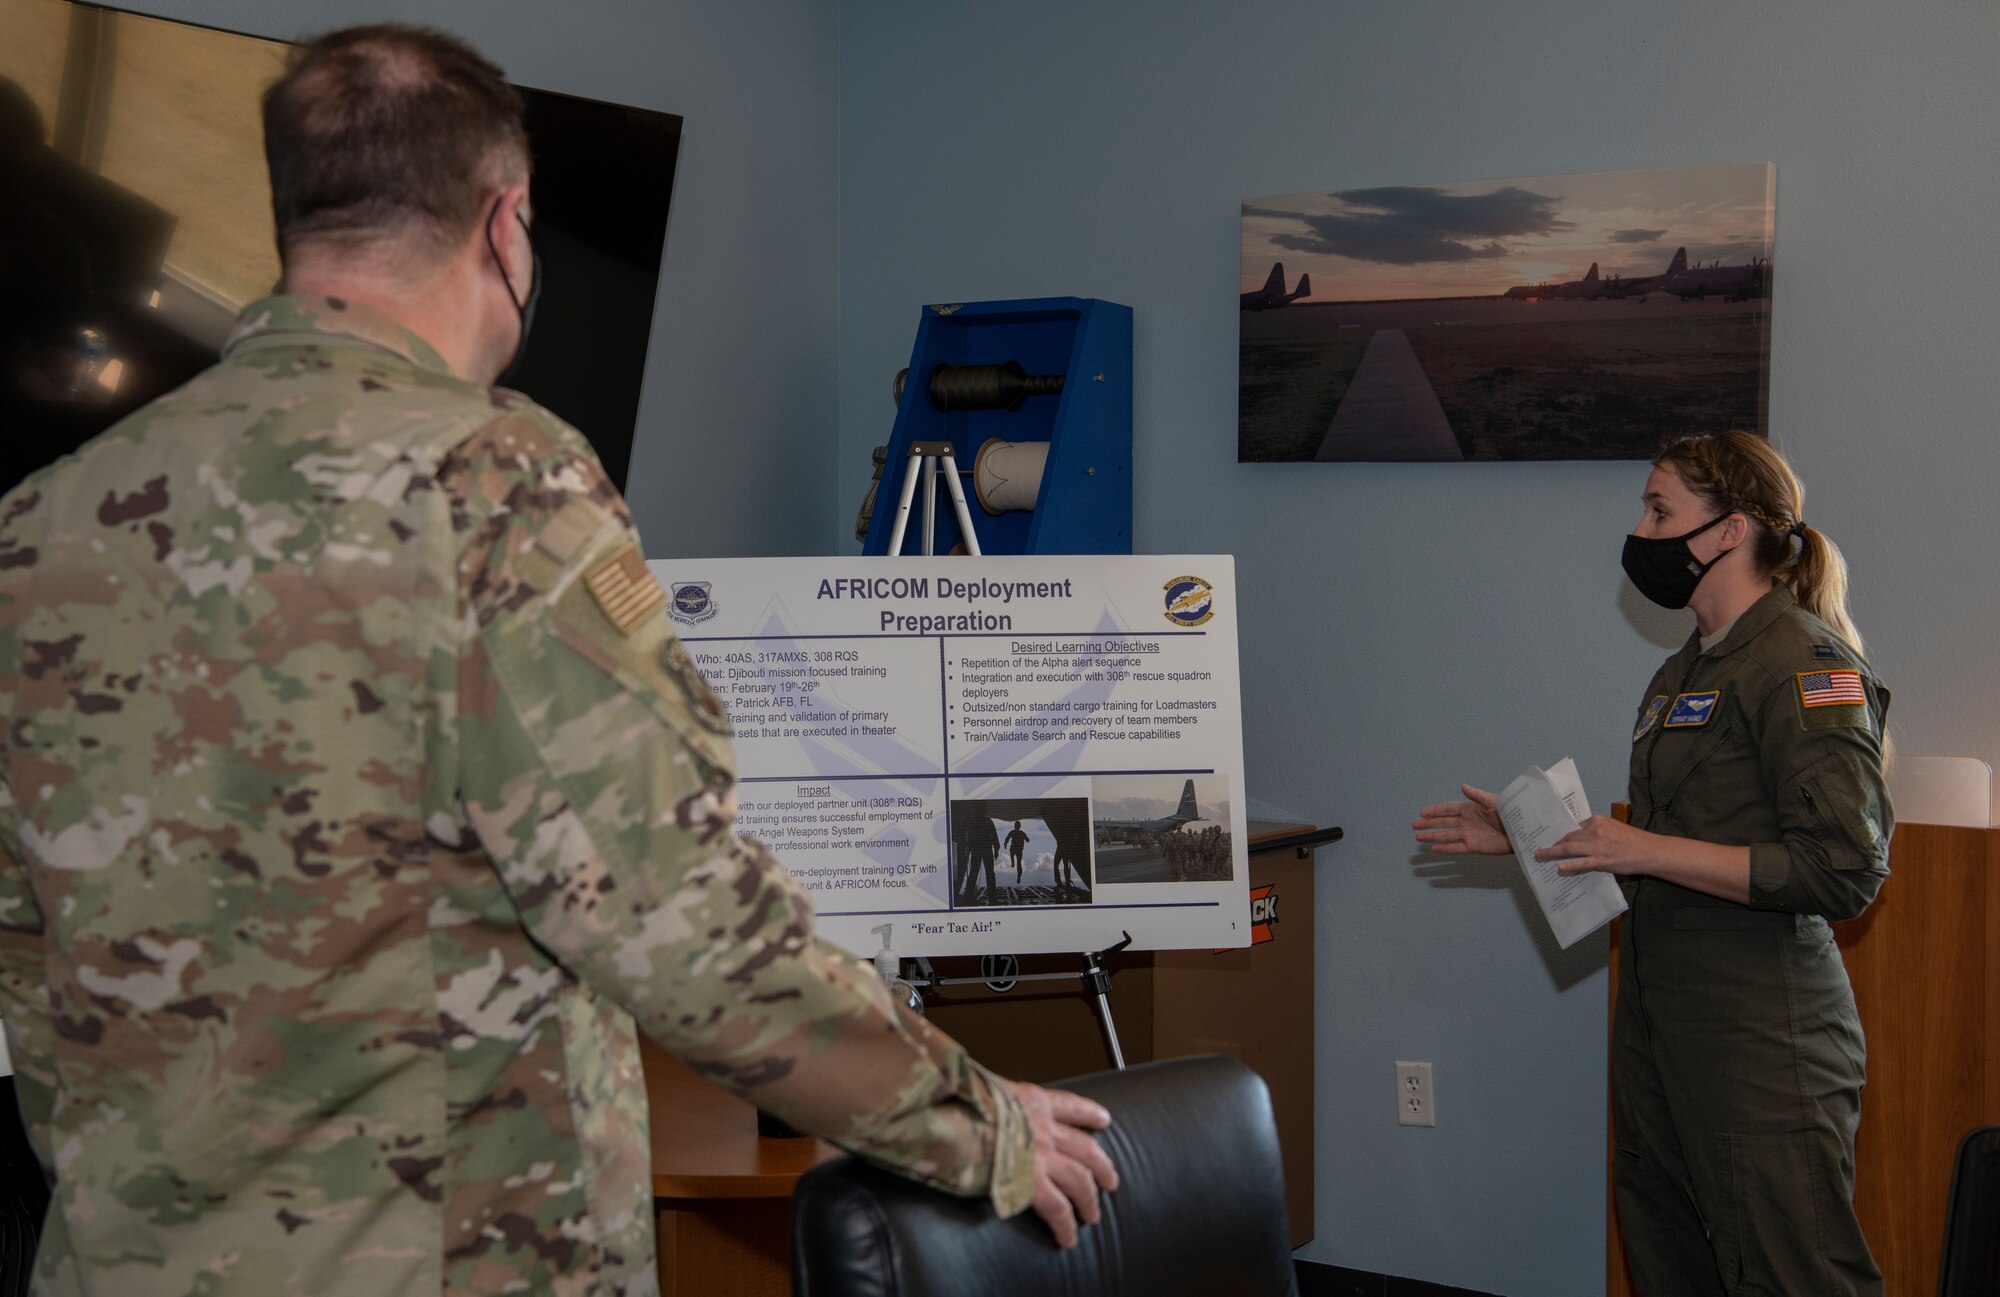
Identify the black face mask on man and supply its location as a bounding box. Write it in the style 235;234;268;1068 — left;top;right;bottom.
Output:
1620;512;1731;610
484;198;541;388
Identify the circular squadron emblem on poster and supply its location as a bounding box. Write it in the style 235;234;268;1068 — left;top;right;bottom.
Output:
670;581;716;625
1162;574;1215;627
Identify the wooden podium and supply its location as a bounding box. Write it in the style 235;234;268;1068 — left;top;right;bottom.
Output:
1606;820;2000;1295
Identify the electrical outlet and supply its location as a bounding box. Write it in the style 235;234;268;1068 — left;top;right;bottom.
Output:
1396;1061;1435;1127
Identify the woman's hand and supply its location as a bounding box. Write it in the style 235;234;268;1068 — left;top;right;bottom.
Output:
1413;786;1512;856
1538;814;1656;877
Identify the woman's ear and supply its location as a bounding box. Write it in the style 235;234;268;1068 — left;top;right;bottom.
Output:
1725;512;1752;552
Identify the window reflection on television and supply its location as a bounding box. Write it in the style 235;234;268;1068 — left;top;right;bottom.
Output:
0;0;679;497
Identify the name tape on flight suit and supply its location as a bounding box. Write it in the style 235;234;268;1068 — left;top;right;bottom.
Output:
1664;691;1720;728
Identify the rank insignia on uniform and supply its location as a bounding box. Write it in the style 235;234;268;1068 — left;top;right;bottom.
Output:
584;545;666;634
1665;691;1720;727
1634;695;1668;741
1811;643;1840;661
1797;669;1866;709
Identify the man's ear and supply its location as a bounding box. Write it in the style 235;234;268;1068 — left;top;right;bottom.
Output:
486;183;530;283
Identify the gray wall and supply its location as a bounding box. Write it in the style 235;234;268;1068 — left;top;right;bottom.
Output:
838;2;1998;1294
99;1;2000;1293
120;0;842;560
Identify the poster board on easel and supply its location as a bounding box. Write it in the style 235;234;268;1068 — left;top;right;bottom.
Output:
649;554;1251;960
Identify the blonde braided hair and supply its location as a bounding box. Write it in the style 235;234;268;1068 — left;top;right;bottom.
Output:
1654;431;1867;657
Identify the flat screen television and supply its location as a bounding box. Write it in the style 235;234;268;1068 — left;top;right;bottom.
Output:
0;0;681;495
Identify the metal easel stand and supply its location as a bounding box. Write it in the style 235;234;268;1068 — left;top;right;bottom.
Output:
881;442;1139;1066
884;440;984;557
907;931;1135;1071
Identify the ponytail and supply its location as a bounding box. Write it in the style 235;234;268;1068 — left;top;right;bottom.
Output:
1786;523;1865;658
1654;431;1867;657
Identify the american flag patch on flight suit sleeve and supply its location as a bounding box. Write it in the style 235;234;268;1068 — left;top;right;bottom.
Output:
1797;670;1866;708
584;545;667;633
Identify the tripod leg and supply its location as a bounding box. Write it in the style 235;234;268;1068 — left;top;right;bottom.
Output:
1091;984;1127;1070
884;447;926;556
921;455;938;557
937;452;984;556
1080;951;1127;1070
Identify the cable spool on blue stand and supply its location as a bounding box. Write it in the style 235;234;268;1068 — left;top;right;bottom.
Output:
862;298;1132;556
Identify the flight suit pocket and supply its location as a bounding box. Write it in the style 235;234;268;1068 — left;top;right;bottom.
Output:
1797;761;1890;867
1788;911;1837;952
1714;1129;1861;1296
1646;710;1742;815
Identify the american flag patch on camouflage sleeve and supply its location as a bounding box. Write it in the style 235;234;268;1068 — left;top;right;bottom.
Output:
584;545;667;633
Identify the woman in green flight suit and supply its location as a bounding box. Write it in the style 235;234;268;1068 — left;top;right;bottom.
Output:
1415;431;1890;1296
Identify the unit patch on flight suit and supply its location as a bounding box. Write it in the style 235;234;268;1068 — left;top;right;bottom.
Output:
1634;695;1668;741
1664;691;1720;728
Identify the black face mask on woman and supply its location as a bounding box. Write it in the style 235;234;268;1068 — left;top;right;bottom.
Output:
1621;513;1730;610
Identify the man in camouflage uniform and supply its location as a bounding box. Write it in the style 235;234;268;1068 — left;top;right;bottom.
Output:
0;25;1116;1296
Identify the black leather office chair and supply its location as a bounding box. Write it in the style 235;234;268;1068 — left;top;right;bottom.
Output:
1939;1124;2000;1297
792;1054;1298;1297
0;1076;47;1297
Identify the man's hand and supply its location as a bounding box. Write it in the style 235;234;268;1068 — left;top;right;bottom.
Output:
1006;1079;1118;1247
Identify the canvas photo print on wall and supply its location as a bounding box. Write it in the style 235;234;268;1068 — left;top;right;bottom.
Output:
1239;162;1774;462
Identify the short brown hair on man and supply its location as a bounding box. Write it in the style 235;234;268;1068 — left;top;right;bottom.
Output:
263;24;529;267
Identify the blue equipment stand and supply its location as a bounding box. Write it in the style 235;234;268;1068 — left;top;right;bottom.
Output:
862;297;1132;556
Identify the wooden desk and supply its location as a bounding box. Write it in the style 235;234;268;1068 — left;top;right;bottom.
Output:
641;820;1327;1290
644;1038;838;1297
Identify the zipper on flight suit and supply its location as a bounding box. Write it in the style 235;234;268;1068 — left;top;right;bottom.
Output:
1627;650;1705;1002
1644;650;1727;826
1624;650;1716;1227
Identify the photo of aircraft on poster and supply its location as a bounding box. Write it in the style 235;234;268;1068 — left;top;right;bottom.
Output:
1093;774;1234;885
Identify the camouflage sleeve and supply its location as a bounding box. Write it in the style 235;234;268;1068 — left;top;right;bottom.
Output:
0;792;57;1179
1748;659;1893;921
440;411;1033;1216
0;508;57;1178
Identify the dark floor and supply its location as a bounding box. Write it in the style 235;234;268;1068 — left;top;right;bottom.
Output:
1296;1259;1500;1297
